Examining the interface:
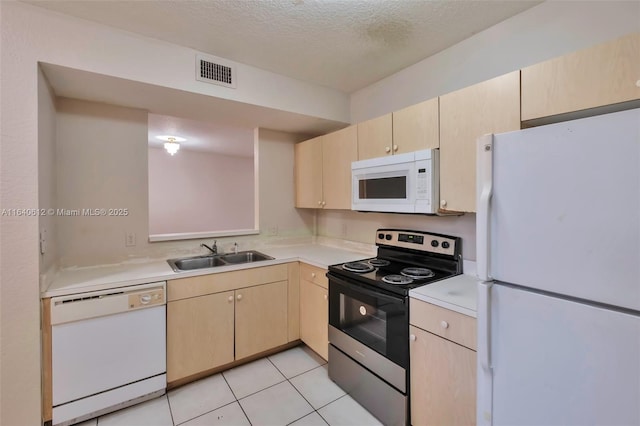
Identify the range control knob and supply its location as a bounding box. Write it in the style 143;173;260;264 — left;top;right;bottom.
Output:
385;234;392;240
378;233;384;240
442;241;450;249
431;240;439;247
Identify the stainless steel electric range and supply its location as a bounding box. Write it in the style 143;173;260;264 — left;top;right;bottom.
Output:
327;229;462;426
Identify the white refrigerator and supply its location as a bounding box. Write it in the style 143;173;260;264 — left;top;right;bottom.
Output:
476;108;640;426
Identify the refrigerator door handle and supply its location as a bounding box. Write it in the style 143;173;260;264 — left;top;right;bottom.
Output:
477;280;493;426
476;134;493;282
478;280;492;371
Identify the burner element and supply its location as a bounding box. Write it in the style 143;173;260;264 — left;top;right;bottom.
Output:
343;262;375;273
382;274;414;285
368;259;391;268
400;267;435;279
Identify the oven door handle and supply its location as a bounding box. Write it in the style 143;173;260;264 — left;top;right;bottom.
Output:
328;273;405;304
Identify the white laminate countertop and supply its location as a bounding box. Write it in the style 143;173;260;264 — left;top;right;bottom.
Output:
43;243;374;298
409;273;478;318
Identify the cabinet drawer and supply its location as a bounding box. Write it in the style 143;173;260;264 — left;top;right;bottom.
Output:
168;264;288;301
299;263;328;289
410;298;477;350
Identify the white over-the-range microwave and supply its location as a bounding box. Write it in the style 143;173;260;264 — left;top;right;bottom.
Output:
351;149;439;214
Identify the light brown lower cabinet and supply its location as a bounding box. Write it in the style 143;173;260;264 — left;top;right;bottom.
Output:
410;325;476;426
299;277;328;360
235;280;288;359
166;264;291;384
167;291;235;382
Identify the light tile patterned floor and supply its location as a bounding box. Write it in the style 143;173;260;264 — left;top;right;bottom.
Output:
76;345;382;426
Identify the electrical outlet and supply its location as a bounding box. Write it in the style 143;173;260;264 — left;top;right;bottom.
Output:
125;232;136;247
39;228;47;255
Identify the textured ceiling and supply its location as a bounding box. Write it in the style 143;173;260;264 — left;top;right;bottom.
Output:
26;0;541;92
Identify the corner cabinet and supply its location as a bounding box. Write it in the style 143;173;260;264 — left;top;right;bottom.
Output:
166;263;296;384
522;33;640;122
409;299;477;426
294;135;323;209
439;71;520;213
295;125;357;210
299;263;329;360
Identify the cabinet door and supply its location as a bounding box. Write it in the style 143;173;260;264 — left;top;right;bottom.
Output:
522;33;640;121
393;98;439;153
322;125;358;209
439;71;520;213
167;291;235;382
410;326;476;426
299;278;328;360
295;136;323;208
357;113;393;160
235;281;288;360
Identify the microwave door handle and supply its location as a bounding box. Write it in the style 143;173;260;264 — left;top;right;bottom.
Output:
328;273;404;304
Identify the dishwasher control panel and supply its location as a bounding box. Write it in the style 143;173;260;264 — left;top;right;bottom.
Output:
128;288;164;309
50;281;167;325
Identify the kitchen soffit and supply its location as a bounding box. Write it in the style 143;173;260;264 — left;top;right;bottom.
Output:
25;0;541;93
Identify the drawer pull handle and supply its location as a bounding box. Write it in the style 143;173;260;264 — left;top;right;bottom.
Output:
311;272;316;278
228;296;234;303
409;334;416;341
323;294;328;301
441;320;449;329
237;294;243;301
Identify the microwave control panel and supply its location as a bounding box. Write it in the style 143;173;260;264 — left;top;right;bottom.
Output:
415;161;430;200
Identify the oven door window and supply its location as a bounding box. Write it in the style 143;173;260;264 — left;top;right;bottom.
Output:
329;278;407;367
340;294;389;354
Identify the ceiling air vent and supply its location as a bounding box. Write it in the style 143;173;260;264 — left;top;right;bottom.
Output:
195;54;237;89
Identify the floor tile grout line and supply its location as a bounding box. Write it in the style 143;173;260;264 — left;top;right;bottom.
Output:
233;376;288;401
173;400;239;426
165;393;177;426
267;345;326;380
221;373;253;425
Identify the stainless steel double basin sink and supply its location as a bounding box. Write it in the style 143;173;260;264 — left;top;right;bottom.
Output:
167;250;274;272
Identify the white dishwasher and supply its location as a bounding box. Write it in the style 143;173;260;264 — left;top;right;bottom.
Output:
51;282;167;426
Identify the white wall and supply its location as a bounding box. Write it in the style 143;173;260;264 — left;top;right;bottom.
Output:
148;147;254;235
38;67;58;289
56;98;150;267
257;128;316;240
351;1;640;122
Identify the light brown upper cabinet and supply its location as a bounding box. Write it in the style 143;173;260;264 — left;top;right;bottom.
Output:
439;71;520;213
357;113;393;160
392;97;440;153
522;33;640;121
295;125;357;210
294;135;323;209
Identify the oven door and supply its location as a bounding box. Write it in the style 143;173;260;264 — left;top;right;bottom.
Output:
328;273;408;368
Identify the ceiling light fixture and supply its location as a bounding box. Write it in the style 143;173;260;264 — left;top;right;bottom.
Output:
164;137;180;155
156;135;186;155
